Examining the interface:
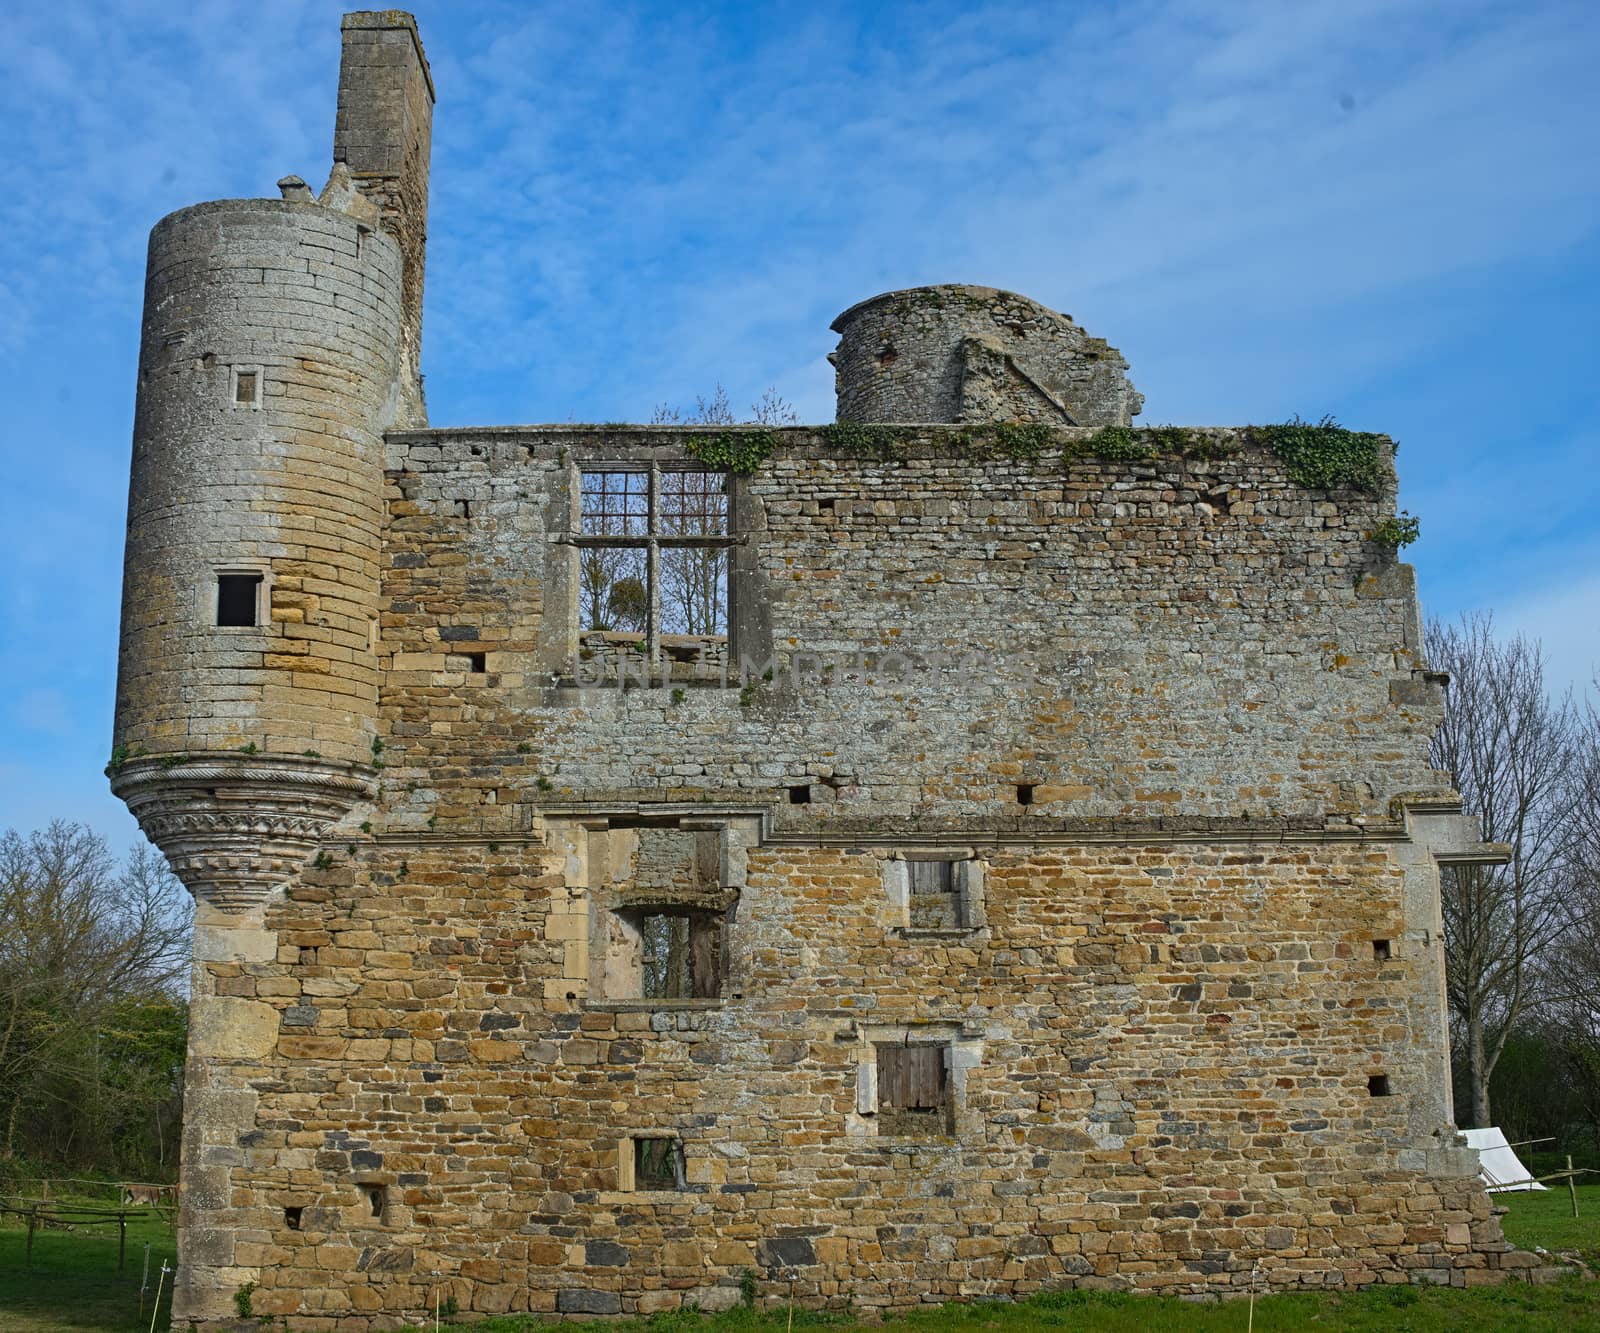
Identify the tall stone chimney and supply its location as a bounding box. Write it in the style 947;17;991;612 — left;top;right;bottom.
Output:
334;10;434;426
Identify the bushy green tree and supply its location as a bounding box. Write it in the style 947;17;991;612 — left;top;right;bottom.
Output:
0;822;189;1178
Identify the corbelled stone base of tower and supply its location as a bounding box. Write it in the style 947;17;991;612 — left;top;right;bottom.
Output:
111;755;377;912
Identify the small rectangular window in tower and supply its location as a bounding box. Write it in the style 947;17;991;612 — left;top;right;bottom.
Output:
1367;1074;1392;1097
359;1183;386;1218
1372;939;1392;961
216;573;263;627
231;365;263;407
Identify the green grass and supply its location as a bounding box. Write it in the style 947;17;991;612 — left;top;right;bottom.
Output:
0;1192;176;1332
1500;1181;1600;1260
446;1279;1600;1333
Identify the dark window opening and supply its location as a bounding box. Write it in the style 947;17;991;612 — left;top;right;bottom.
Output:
1367;1074;1392;1098
467;652;486;673
633;1136;685;1191
284;1206;304;1230
1373;939;1392;961
636;910;721;1000
1016;783;1035;806
454;498;470;518
233;370;258;404
789;784;811;805
360;1184;385;1218
216;573;262;627
877;1043;950;1136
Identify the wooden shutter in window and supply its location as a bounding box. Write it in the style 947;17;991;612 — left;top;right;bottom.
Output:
879;1045;945;1110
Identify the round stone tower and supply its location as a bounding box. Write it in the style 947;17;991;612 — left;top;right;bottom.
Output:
830;283;1143;426
109;193;398;904
110;11;433;913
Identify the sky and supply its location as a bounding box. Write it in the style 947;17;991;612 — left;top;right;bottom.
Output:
1;0;1596;852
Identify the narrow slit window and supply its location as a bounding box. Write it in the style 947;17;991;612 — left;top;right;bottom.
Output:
216;573;262;627
1016;783;1035;806
360;1184;385;1218
284;1206;303;1230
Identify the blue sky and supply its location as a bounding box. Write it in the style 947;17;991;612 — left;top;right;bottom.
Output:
1;0;1596;850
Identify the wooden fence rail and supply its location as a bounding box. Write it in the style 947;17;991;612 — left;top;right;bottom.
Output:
0;1195;168;1270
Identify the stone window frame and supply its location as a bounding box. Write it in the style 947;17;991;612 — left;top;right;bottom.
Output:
571;461;737;673
230;363;264;408
850;1022;983;1141
208;562;272;632
539;812;761;1013
881;849;987;938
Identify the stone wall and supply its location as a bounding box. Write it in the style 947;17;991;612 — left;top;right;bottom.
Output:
132;426;1526;1325
195;832;1519;1324
373;426;1440;831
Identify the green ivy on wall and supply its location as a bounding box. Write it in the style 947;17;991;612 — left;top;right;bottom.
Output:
681;430;776;475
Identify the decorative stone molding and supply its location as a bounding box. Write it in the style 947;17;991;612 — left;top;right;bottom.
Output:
111;753;376;911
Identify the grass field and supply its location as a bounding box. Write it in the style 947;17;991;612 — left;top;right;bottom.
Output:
0;1187;1594;1331
0;1190;177;1332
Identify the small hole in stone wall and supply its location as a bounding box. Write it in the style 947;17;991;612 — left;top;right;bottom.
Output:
361;1184;385;1218
789;784;811;805
818;497;835;512
284;1206;303;1230
1367;1074;1392;1097
876;343;898;367
467;653;487;673
1373;939;1392;961
1016;783;1035;806
454;498;471;518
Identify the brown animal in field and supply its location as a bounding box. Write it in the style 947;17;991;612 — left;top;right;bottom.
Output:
121;1183;171;1207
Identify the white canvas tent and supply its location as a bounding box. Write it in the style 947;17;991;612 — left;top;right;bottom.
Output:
1462;1126;1548;1191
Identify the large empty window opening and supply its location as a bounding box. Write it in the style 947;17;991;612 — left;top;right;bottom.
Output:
875;1043;950;1137
216;573;263;627
577;467;732;666
607;907;723;1001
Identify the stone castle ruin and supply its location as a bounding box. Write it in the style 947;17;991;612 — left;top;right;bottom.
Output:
111;11;1532;1326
